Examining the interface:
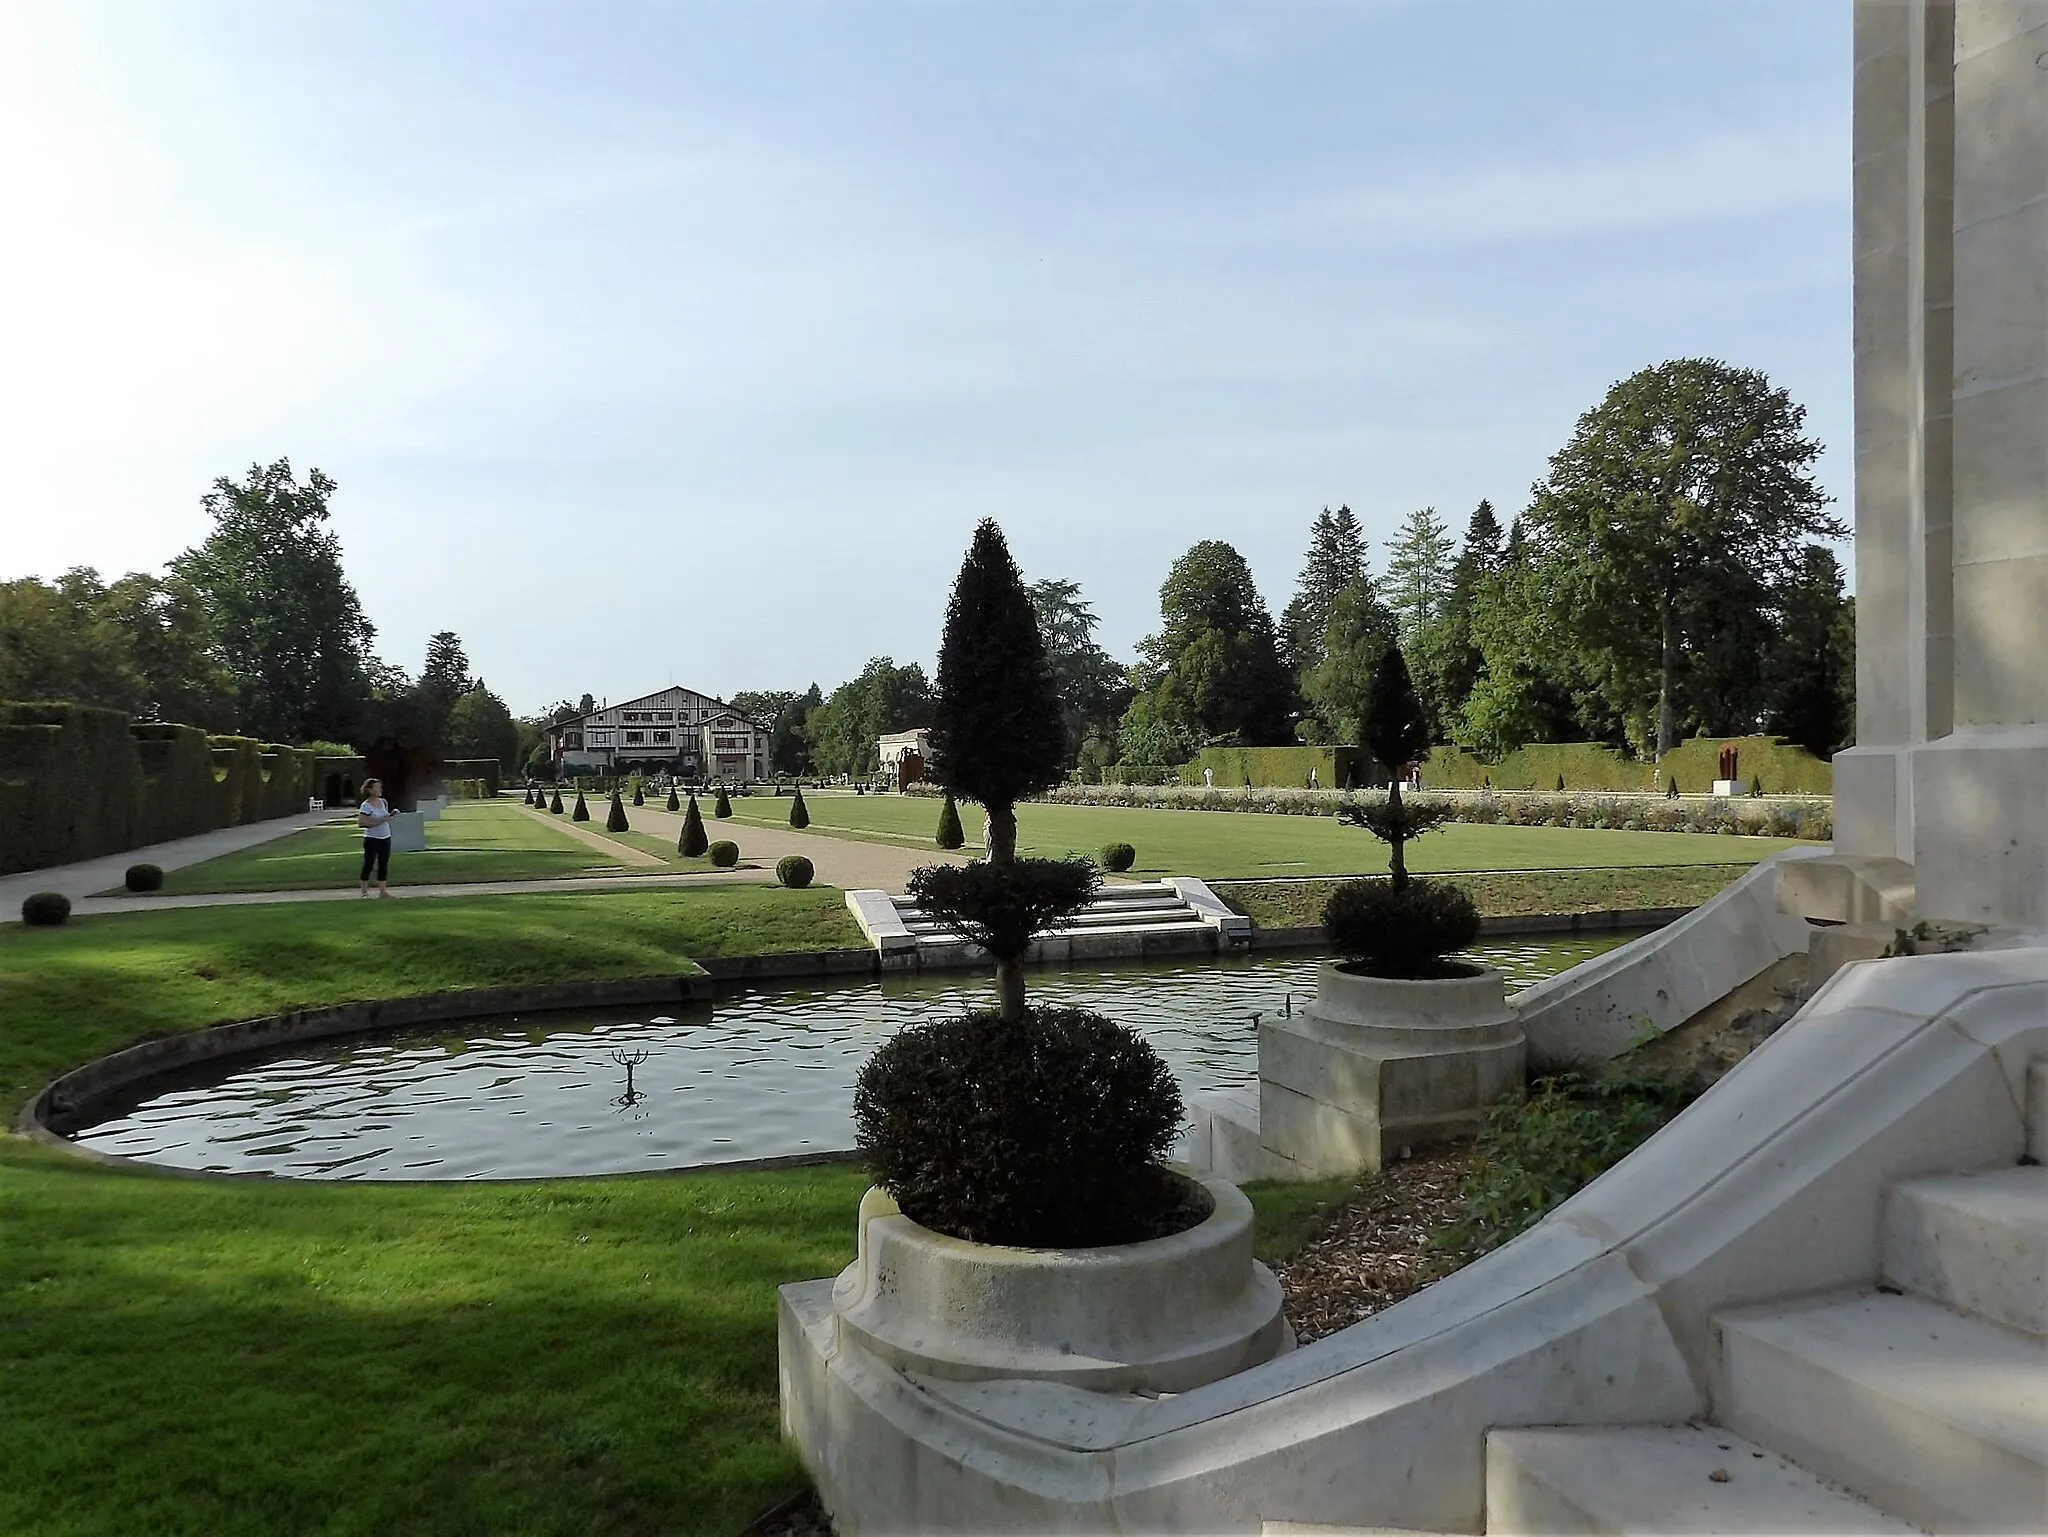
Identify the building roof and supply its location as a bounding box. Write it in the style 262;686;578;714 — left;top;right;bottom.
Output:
550;685;769;734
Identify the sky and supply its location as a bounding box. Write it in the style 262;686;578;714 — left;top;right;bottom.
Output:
0;1;1851;718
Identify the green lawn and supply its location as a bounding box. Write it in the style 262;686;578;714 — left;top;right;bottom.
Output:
0;886;1360;1537
728;792;1812;879
1216;865;1752;928
137;800;703;895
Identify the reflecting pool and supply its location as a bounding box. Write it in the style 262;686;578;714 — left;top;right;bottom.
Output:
71;936;1630;1180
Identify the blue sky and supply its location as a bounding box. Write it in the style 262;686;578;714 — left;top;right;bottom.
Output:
0;2;1849;716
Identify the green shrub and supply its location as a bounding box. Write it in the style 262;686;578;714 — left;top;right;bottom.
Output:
548;788;565;814
666;787;681;813
522;786;535;806
1555;773;1566;792
605;790;630;833
1322;877;1480;978
708;839;739;868
775;854;814;888
1666;776;1680;798
1099;842;1136;873
632;784;645;807
713;785;733;818
789;785;810;829
572;790;590;822
906;858;1098;963
935;792;965;850
678;796;709;857
124;863;164;893
21;891;71;926
1751;774;1764;797
1442;1069;1697;1255
854;1007;1189;1247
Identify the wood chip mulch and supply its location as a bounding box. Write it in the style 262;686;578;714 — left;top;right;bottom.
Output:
1271;1146;1478;1345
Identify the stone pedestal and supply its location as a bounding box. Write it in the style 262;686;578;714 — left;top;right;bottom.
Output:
1257;964;1525;1177
387;812;427;853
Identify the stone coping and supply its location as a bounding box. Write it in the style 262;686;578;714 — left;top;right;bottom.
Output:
1250;906;1688;951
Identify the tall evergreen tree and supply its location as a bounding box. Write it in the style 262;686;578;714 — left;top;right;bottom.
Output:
1125;540;1295;749
1381;507;1458;642
1301;578;1400;747
1026;577;1128;766
1765;547;1856;757
1408;500;1506;740
679;794;709;855
1279;505;1370;676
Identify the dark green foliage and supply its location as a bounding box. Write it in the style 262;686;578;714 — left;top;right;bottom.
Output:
666;787;680;813
605;790;629;833
927;520;1067;855
21;891;71;926
1364;645;1430;774
708;840;739;868
775;854;814;888
1555;773;1566;792
523;786;534;806
549;788;564;814
679;796;709;857
1751;774;1764;797
713;785;732;818
1336;784;1458;887
1442;1070;1696;1254
934;793;965;850
854;1007;1188;1247
571;790;589;822
1322;877;1481;978
788;785;810;829
906;858;1099;964
632;784;644;807
1099;842;1136;873
1667;776;1680;798
124;863;164;893
1129;540;1298;751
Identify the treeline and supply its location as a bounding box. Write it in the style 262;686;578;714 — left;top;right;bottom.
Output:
0;459;527;767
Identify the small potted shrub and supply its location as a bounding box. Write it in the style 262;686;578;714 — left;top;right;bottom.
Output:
21;892;70;926
125;863;164;893
775;854;813;888
708;839;739;868
678;795;709;857
1098;841;1136;873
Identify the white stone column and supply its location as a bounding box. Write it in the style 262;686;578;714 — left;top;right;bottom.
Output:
1910;0;2048;928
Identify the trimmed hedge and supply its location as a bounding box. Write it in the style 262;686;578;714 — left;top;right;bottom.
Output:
442;758;502;797
708;839;739;868
1418;736;1831;796
125;863;164;892
21;891;71;926
1099;842;1136;872
775;854;814;888
1183;745;1371;790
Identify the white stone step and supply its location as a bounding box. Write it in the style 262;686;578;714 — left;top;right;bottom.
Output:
1485;1424;1912;1534
1883;1166;2048;1335
1719;1290;2048;1534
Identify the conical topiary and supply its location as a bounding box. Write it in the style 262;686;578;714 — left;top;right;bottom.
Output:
573;789;590;821
935;792;965;850
714;785;732;818
678;795;709;857
523;785;534;806
666;786;680;812
632;783;644;807
1751;774;1764;797
1667;775;1680;798
789;784;810;829
549;788;564;814
606;789;630;833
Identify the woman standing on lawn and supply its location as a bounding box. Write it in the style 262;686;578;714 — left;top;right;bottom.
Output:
358;777;397;898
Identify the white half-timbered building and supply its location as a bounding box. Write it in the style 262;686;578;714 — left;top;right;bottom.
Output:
548;686;770;781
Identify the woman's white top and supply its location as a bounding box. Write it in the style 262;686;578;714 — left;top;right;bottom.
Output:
359;799;395;839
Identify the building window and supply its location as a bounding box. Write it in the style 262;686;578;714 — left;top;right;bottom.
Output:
563;732;583;749
624;731;645;745
653;731;672;744
588;731;612;747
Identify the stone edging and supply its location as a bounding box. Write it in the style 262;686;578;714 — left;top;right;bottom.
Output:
1247;907;1688;950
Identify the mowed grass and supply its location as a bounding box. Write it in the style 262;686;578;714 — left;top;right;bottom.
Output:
139;799;693;895
1216;865;1753;928
0;887;864;1116
726;792;1813;879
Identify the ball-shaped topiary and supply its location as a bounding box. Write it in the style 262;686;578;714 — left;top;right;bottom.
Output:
789;785;810;829
934;792;965;850
125;863;164;893
21;891;71;926
854;1007;1189;1247
1322;877;1480;979
775;854;814;888
708;840;739;868
713;785;732;819
678;795;709;857
1098;842;1136;873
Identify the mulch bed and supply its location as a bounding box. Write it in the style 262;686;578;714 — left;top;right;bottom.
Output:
1270;1145;1477;1344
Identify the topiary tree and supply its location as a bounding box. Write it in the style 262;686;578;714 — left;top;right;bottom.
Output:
606;789;630;833
713;785;732;818
1339;644;1453;889
1098;842;1136;873
789;785;810;829
572;789;590;822
125;863;164;893
775;854;814;888
1555;773;1566;793
1322;877;1479;979
523;785;534;806
666;786;681;813
1750;773;1764;798
907;858;1098;1023
549;788;565;814
708;839;739;868
21;891;71;926
678;795;709;856
1667;775;1680;798
934;792;965;850
632;783;645;807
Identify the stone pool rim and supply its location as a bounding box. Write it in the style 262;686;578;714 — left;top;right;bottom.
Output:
18;909;1686;1182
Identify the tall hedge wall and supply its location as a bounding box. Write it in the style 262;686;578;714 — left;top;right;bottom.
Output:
442;758;502;797
1181;745;1375;789
0;700;340;876
1416;735;1831;795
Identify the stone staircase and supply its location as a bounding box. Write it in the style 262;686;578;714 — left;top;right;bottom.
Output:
1271;1058;2048;1535
844;877;1251;966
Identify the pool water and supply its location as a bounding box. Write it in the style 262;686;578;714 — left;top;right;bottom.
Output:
71;937;1629;1181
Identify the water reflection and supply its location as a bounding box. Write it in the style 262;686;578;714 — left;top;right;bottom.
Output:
72;937;1627;1181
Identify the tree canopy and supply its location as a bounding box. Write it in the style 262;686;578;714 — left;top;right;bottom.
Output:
1124;540;1295;750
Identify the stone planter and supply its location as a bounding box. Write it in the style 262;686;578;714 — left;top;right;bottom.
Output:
825;1172;1291;1394
1256;961;1526;1177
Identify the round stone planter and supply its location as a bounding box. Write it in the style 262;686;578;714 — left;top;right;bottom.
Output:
830;1172;1292;1394
1306;961;1520;1048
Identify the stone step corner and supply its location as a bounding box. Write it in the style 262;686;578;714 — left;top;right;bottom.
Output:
1882;1165;2048;1336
